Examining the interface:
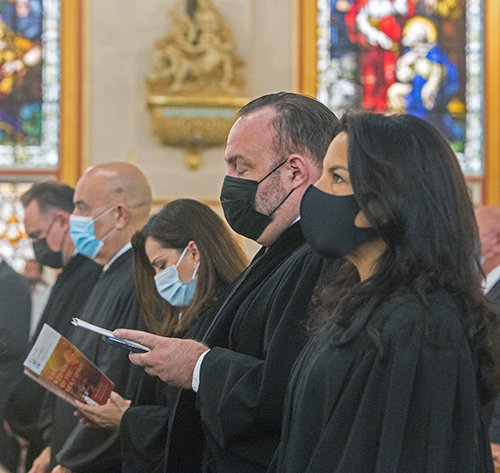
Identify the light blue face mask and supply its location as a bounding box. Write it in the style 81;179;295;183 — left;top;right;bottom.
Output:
154;246;199;307
69;207;116;259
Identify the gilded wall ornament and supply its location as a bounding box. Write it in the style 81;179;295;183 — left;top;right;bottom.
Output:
146;0;247;170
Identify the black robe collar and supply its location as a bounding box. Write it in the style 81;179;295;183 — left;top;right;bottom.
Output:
197;221;306;348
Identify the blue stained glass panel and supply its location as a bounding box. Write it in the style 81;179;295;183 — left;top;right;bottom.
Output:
0;0;59;168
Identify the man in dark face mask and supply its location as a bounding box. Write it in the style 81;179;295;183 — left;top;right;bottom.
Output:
1;182;102;472
219;106;301;244
23;185;74;269
114;92;341;473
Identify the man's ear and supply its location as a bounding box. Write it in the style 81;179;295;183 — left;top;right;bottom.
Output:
492;231;500;255
286;154;311;189
54;210;70;231
115;204;130;230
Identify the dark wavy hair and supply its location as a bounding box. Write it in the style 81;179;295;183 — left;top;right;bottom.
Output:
309;112;500;404
133;199;248;336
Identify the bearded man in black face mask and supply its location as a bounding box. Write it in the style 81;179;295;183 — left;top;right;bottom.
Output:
114;92;340;473
1;182;102;472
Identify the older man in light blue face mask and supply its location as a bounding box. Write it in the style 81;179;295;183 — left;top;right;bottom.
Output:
37;162;153;473
69;206;117;259
69;163;151;266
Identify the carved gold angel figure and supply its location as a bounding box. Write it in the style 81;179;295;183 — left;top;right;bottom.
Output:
148;0;244;96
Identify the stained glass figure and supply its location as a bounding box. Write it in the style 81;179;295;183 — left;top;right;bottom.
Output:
0;0;59;168
317;0;482;174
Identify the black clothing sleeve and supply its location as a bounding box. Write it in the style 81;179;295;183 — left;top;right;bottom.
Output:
121;387;205;473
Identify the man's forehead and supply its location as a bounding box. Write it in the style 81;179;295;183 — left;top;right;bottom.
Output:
24;200;50;234
24;200;48;222
74;173;108;208
226;108;276;158
232;108;276;136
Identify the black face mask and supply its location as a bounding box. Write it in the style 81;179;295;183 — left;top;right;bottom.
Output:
220;160;294;241
300;185;378;259
33;237;64;269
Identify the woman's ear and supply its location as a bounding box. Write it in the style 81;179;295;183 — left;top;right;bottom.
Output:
354;211;371;228
355;195;385;228
187;240;200;264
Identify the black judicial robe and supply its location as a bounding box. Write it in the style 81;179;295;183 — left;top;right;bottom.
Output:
0;261;30;414
119;298;228;473
274;292;493;473
486;279;500;443
118;281;232;473
120;370;206;473
196;222;336;472
120;314;217;473
0;261;30;472
119;222;337;473
2;254;101;469
51;249;146;472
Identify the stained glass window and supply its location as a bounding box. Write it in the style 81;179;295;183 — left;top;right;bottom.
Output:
317;0;482;175
0;0;60;169
0;182;34;271
0;0;60;271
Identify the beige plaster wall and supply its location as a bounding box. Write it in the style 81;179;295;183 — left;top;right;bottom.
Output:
85;0;295;202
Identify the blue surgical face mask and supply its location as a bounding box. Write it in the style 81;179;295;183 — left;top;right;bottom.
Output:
69;207;116;259
154;246;199;307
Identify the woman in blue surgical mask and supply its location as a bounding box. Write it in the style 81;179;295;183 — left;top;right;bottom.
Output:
132;198;248;336
272;113;500;472
74;198;247;468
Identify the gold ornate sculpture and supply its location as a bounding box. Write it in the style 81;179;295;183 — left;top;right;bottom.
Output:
147;0;247;170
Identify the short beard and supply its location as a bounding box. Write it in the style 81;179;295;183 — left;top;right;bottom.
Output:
254;167;287;218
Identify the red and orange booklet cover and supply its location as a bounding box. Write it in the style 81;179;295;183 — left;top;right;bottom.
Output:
24;324;114;406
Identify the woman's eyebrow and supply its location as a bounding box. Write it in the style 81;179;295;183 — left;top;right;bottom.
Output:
328;165;348;173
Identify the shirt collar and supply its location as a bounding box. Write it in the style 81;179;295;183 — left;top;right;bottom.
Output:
264;217;301;253
484;264;500;293
103;242;132;272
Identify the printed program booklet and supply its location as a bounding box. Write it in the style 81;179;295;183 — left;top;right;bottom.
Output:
24;324;114;406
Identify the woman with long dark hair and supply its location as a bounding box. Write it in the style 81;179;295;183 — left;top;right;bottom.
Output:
274;113;500;472
75;199;247;472
132;198;247;337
